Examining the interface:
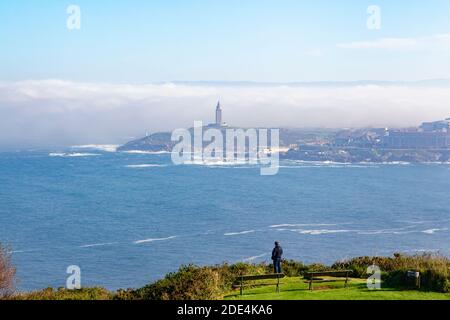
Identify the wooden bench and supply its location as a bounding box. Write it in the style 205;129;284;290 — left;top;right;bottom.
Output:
304;270;352;291
234;274;285;295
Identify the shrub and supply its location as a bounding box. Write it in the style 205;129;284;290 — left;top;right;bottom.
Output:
10;287;112;300
133;265;223;300
4;254;450;300
0;244;16;297
211;262;267;289
333;253;450;292
119;262;273;300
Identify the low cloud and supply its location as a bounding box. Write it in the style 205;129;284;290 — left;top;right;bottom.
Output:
337;34;450;50
1;80;450;148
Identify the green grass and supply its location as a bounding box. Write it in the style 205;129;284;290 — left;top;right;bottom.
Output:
224;277;450;300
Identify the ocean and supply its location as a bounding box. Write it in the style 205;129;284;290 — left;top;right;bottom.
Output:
1;147;449;291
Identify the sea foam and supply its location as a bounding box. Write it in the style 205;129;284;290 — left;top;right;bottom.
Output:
243;253;267;262
49;152;101;157
224;230;256;236
71;144;119;152
79;242;117;248
122;150;170;155
125;164;167;168
134;236;177;244
422;228;448;234
270;223;338;228
294;229;352;235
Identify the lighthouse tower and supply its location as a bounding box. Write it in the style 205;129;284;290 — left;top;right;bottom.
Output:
215;101;222;126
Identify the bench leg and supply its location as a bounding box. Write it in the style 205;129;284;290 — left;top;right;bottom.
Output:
276;276;280;293
309;279;313;291
240;278;243;296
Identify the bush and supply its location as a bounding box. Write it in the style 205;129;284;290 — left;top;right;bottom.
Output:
119;262;273;300
3;253;450;300
133;265;223;300
211;262;268;289
0;244;16;297
10;287;112;300
273;260;328;277
333;253;450;292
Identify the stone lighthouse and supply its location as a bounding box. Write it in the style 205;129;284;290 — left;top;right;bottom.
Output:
215;101;222;126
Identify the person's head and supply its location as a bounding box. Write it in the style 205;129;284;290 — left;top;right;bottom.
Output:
274;241;280;247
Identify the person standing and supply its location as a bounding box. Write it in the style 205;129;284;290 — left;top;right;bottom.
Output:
271;241;283;274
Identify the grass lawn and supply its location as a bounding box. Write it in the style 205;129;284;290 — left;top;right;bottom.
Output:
224;277;450;300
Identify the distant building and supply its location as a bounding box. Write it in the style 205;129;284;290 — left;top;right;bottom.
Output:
382;131;450;149
382;119;450;149
209;100;227;127
215;101;222;126
420;119;450;133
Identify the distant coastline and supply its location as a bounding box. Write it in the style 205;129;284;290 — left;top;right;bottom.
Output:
118;120;450;164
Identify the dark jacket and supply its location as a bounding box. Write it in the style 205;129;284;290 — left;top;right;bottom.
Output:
271;245;283;260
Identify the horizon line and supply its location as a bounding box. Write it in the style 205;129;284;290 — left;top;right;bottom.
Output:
3;78;450;86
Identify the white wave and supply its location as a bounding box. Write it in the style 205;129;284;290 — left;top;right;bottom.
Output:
122;150;170;154
206;165;257;169
274;224;427;236
284;160;351;166
134;236;177;244
277;165;315;169
8;249;42;254
71;144;119;152
185;160;255;167
381;161;411;165
279;163;378;169
402;248;441;253
224;230;256;236
290;165;377;169
294;229;352;235
357;226;417;235
282;160;408;167
125;164;167;168
422;228;448;234
358;230;417;235
8;250;24;254
49;152;101;157
397;220;429;225
79;242;117;248
310;161;348;165
422;162;450;165
243;253;268;262
270;223;338;228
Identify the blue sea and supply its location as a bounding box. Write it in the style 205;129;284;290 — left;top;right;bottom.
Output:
1;148;450;291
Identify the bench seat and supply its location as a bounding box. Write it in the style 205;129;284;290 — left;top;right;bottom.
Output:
234;273;285;295
304;270;353;291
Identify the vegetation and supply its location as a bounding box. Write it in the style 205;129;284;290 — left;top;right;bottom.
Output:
2;251;450;300
0;244;16;297
225;277;450;300
10;287;112;300
332;253;450;292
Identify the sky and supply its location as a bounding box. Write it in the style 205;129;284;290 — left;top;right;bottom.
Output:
2;0;450;82
1;1;450;147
